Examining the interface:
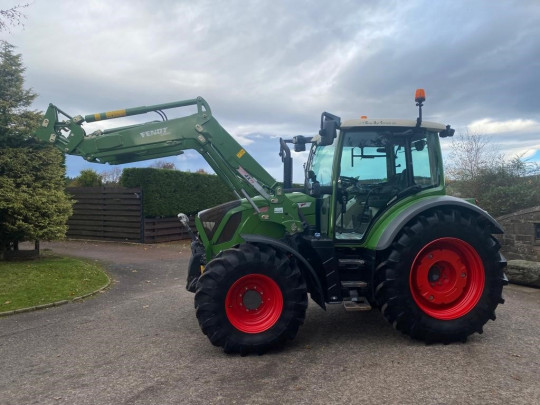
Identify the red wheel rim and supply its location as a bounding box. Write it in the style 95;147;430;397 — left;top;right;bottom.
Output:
409;237;485;320
225;274;283;333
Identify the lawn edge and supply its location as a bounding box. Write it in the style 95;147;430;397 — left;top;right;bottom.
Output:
0;274;111;317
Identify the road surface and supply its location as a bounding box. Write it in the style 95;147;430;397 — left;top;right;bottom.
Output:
1;240;538;404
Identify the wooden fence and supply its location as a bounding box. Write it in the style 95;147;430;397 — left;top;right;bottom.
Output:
143;217;195;243
66;187;192;243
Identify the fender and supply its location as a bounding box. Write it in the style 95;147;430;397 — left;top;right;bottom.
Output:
376;195;504;250
241;234;326;309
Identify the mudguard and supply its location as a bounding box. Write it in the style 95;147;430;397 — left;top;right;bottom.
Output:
376;195;504;251
241;234;326;309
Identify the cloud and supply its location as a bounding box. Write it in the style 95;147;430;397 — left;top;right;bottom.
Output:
467;118;540;135
6;0;540;183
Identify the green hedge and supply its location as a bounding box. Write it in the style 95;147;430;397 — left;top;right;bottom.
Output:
120;168;237;217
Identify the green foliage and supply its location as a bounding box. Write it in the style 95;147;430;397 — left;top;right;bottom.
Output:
68;169;103;187
0;41;73;257
0;148;73;252
446;157;540;217
0;40;41;148
445;131;540;217
120;168;237;217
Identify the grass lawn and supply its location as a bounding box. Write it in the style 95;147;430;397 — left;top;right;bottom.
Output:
0;254;109;313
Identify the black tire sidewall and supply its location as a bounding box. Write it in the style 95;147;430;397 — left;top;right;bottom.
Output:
216;260;300;347
195;245;307;352
380;211;503;340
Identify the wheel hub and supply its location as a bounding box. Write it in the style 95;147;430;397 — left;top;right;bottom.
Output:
242;289;263;310
225;274;283;333
410;237;485;320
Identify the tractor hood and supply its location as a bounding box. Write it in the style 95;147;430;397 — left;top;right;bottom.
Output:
195;192;316;258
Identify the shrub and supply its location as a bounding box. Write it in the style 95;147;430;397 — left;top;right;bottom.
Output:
120;168;237;217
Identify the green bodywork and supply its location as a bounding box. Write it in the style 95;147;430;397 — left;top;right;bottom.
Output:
194;193;317;260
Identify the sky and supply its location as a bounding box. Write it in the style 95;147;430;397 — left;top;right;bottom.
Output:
3;0;540;182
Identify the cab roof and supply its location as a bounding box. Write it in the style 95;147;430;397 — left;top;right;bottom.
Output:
341;118;446;132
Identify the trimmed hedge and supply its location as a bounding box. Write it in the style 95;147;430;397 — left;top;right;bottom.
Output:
120;168;236;217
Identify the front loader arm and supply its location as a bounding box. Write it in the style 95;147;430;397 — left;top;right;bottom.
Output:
34;97;278;200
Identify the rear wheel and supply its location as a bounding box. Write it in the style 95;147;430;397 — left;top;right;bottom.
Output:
195;243;307;354
375;209;506;343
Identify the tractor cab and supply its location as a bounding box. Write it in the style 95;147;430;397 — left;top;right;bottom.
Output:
306;119;447;240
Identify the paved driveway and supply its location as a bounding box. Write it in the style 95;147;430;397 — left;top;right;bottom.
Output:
1;240;539;405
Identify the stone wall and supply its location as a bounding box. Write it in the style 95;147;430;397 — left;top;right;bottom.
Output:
497;206;540;262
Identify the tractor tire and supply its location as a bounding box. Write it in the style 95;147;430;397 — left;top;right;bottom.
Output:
194;243;308;354
375;208;506;343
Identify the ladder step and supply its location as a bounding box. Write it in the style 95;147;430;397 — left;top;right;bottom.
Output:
341;281;367;288
338;258;366;266
343;299;372;312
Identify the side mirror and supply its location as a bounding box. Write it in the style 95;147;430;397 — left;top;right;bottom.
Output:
292;135;312;152
439;125;455;138
177;213;190;228
318;112;341;146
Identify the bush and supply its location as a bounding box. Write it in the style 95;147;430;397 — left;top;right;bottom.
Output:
68;169;103;187
446;158;540;217
120;168;237;217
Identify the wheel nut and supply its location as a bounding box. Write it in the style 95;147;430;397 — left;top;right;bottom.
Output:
461;273;466;278
429;295;434;301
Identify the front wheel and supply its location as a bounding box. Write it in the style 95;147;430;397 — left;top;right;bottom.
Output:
195;244;307;354
375;209;507;343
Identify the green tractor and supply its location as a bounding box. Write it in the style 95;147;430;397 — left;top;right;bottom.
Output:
35;89;507;354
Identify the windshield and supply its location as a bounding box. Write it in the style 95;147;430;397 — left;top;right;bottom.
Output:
306;143;335;187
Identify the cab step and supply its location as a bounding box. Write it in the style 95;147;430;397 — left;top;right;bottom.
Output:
338;258;367;270
343;297;372;311
341;280;367;288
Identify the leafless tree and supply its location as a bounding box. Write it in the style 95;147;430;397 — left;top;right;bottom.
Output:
0;3;30;32
150;160;176;170
445;130;504;182
100;167;123;185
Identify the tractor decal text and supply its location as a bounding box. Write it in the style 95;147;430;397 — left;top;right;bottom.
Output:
140;127;169;138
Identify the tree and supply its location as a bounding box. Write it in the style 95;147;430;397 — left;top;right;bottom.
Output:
150;160;176;170
69;169;103;187
445;131;540;217
0;40;41;148
446;131;504;181
445;131;504;199
0;3;29;32
472;157;540;217
0;148;73;257
100;167;123;185
0;41;72;259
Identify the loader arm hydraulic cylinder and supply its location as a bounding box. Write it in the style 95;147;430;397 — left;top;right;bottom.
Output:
34;97;278;199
